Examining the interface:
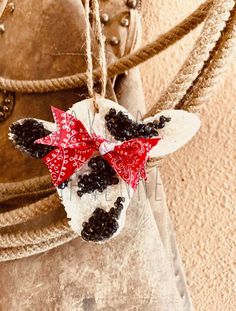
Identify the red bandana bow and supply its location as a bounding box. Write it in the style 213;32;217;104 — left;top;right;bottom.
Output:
35;107;160;189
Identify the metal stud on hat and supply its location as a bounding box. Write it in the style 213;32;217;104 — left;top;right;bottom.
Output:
0;1;16;35
0;91;15;122
3;105;9;112
109;36;120;46
0;23;5;34
100;12;109;24
9;2;15;13
126;0;137;9
120;17;129;27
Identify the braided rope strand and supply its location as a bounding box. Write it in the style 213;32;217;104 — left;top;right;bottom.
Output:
84;0;94;97
0;175;52;197
178;3;236;111
0;194;60;228
0;232;78;262
0;218;72;248
145;0;235;117
91;0;107;97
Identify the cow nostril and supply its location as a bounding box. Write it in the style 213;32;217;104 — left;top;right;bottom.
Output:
77;156;118;197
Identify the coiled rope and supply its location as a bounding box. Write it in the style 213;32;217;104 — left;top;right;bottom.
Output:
178;1;236;111
146;0;235;115
0;0;212;94
0;0;235;261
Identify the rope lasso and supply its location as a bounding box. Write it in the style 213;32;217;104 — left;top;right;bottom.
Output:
178;1;236;111
0;0;213;95
0;0;236;261
145;0;235;116
0;194;59;228
0;232;78;262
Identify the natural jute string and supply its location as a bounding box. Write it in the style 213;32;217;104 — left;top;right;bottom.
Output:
84;0;94;97
0;0;235;261
91;0;107;97
84;0;107;99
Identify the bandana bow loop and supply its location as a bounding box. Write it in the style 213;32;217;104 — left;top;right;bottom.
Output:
35;107;160;189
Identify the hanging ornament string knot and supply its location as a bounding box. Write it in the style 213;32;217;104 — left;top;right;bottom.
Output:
35;107;160;189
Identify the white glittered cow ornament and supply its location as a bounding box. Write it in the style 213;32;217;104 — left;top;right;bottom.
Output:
9;98;200;243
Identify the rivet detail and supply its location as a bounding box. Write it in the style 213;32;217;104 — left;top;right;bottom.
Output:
3;105;9;112
109;36;120;46
126;0;137;9
120;17;129;27
9;2;15;13
100;13;109;24
4;97;11;104
0;91;15;122
0;23;5;34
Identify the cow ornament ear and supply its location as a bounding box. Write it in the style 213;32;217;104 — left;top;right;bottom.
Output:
144;109;201;158
9;98;200;243
9;118;56;158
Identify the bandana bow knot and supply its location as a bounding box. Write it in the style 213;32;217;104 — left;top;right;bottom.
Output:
35;107;160;189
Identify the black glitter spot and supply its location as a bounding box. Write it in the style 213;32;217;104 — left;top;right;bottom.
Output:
81;197;125;242
77;156;118;197
58;179;69;189
10;119;55;158
105;108;171;141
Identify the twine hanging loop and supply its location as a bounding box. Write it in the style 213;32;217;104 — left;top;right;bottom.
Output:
84;0;107;111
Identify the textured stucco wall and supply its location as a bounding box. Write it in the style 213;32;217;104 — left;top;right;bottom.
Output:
141;1;236;310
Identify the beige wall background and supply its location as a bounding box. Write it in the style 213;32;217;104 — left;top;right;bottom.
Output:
141;1;236;310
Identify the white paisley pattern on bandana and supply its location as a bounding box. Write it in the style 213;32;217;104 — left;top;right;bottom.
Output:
35;107;160;188
104;138;159;189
